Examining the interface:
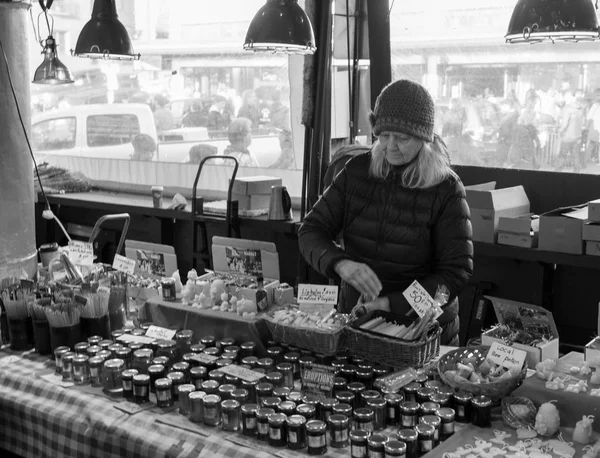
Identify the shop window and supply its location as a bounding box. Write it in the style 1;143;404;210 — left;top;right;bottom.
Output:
86;115;141;148
32;117;76;151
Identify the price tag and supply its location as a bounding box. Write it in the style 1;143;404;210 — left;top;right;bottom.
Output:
67;240;94;266
402;280;435;318
219;364;265;383
189;353;219;365
145;325;177;340
117;333;156;345
112;254;136;275
39;372;74;388
301;363;336;400
486;341;527;370
113;400;154;415
297;284;338;305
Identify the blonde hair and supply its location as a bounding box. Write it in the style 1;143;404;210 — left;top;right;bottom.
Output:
369;135;457;189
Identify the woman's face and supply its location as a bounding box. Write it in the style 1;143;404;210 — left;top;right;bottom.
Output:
378;131;423;165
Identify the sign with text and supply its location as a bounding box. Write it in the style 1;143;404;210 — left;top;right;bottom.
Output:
219;364;265;383
68;240;94;266
189;353;219;365
297;284;338;313
487;341;527;370
301;363;336;400
145;325;177;341
117;333;156;345
225;247;263;277
402;280;443;319
112;254;136;275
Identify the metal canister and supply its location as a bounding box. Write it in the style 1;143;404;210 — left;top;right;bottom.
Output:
178;384;196;415
202;394;222;427
148;364;166;393
103;358;125;396
190;366;207;390
88;355;105;387
189;391;206;422
61;352;75;381
155;377;174;408
72;354;90;385
167;371;185;401
161;277;176;301
74;341;90;355
86;345;101;358
201;379;220;396
222;399;242;432
133;374;151;404
132;348;153;375
54;346;70;374
121;368;139;400
115;347;132;369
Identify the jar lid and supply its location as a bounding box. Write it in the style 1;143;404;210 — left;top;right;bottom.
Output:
283;352;300;361
242;378;259;387
320;397;339;408
223;345;240;353
257;358;274;367
74;341;90;350
133;374;151;383
200;335;216;344
366;398;387;408
430;393;450;404
367;434;389;446
268;412;287;425
454;391;473;402
134;349;153;359
240;341;256;350
172;362;190;371
276;362;293;372
287;391;303;403
232;388;249;398
176;329;193;339
267;346;283;355
373;366;389;376
161;278;175;285
421;415;441;426
99;339;113;347
88;356;105;366
361;390;381;400
404;382;421;392
218;383;237;394
397;428;418;441
221;399;241;410
347;382;366;392
219;337;236;347
357;361;374;370
96;350;112;360
201;380;219;389
209;369;225;379
190;344;206;353
287;414;307;426
115;348;131;358
356;368;374;377
167;371;185;382
87;336;102;344
266;371;283;381
54;346;71;355
152;356;169;365
436;407;456;420
350;429;370;441
104;358;124;370
216;359;233;368
302;394;320;405
178;384;196;394
72;354;88;363
39;242;59;252
279;401;296;411
263;396;282;408
131;329;145;336
417;387;436;396
241;356;259;365
415;423;435;435
257;382;274;392
189;391;206;400
333;403;353;415
129;343;145;351
157;339;177;349
296;403;316;415
354;407;374;419
384;393;404;403
204;347;220;356
148;364;166;374
421;401;441;412
273;387;291;398
414;373;428;384
331;359;346;369
122;369;139;379
385;440;407;454
305;420;327;433
472;395;492;407
241;403;259;414
203;394;221;405
108;344;124;352
424;380;443;390
327;414;349;427
298;355;316;364
335;391;355;402
257;407;276;419
401;401;420;412
155;378;173;388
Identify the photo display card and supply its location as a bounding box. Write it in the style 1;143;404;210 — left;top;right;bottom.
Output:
225;247;263;278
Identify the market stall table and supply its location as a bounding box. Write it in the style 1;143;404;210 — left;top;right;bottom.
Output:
138;297;272;356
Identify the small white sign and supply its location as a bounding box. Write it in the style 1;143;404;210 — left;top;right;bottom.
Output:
39;372;74;388
117;333;156;345
403;280;435;318
189;353;219;365
68;240;94;266
219;364;265;383
487;341;527;370
112;254;136;275
145;325;177;340
297;284;338;305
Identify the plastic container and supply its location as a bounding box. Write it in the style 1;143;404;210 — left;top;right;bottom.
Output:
49;324;81;353
80;315;111;340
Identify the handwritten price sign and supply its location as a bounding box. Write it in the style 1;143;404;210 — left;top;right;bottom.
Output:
297;284;338;305
145;325;176;340
189;353;219;365
219;364;265;383
68;240;94;266
486;341;527;370
112;254;136;275
403;280;435;318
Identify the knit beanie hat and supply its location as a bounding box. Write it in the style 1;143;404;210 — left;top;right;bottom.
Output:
369;79;435;142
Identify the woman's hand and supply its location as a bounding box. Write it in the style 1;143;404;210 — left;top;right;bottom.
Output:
334;259;382;299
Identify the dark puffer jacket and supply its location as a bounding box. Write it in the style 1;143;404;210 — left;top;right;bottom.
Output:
298;153;473;344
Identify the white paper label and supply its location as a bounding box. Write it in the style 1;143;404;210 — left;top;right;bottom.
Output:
117;334;156;345
219;364;265;383
145;325;177;340
40;372;74;388
297;284;338;305
112;254;136;275
68;240;94;266
189;353;219;365
486;341;527;370
403;280;435;318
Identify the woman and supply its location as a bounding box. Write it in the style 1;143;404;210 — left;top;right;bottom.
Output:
298;79;473;345
223;117;260;167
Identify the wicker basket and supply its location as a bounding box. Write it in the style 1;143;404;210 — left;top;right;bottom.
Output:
437;346;527;402
344;310;441;369
265;320;346;356
501;396;538;429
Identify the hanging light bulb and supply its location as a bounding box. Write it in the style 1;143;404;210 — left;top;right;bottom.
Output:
33;36;74;85
505;0;600;43
72;0;140;60
244;0;316;54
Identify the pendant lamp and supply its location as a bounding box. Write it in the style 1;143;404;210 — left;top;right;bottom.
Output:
33;36;74;85
72;0;140;60
244;0;316;54
505;0;600;43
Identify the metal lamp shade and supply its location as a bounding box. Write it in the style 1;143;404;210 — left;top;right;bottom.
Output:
505;0;600;43
72;0;140;60
33;37;74;85
244;0;316;54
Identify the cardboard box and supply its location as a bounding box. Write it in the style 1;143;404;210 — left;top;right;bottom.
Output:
583;222;600;242
231;176;282;196
586;241;600;256
585;336;600;362
497;213;539;248
231;193;271;211
538;205;587;254
465;182;530;243
125;240;178;278
481;296;559;368
589;199;600;222
198;236;281;307
497;232;538;248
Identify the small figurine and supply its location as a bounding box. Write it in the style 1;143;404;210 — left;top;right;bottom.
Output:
172;270;184;293
534;401;560;437
573;415;595;445
536;359;556;381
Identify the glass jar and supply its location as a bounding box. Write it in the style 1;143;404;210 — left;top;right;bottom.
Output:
336;390;356;410
218;383;237;401
178;384;196;415
341;364;358;383
190;366;207;390
86;345;101;359
367;434;389;458
354;407;375;433
54;346;70;374
102;358;124;396
72;354;90;385
276;362;294;389
367;398;387;431
287;391;303;404
278;401;297;417
208;369;225;383
257;407;276;441
98;339;113;351
266;371;283;388
172;362;190;381
267;346;284;364
217;337;236;351
453;391;473;423
284;352;301;375
297;403;317;421
121;368;139;400
328;414;349;448
319;397;339;423
403;382;421;403
384;440;407;458
241;379;259;404
424;380;443;391
333;402;353;418
202;394;222;427
400;401;420;428
241;403;259;436
350;429;370;458
88;355;105;387
430;393;451;408
414;373;428;385
148;364;166;393
333;377;347;396
240;341;256;359
397;429;418;458
96;350;112;361
190;343;206;354
361;389;381;408
306;420;327;455
87;335;102;346
263;396;282;411
268;412;288;447
107;343;124;358
114;348;132;370
331;359;346;373
420;402;440;418
231;388;249;404
257;357;275;373
189;391;206;423
420;415;441;446
61;352;75;381
175;329;194;356
257;382;274;406
156;339;177;365
200;335;215;348
287;414;307;450
221;399;241;432
133;374;151;404
167;371;185;401
437;407;456;440
299;355;316;372
132;349;153;375
273;386;291;400
201;379;220;396
74;341;90;355
471;395;492;428
152;356;169;367
356;368;374;390
155;378;174;408
416;387;436;404
347;382;366;408
415;424;435;455
384;393;403;426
